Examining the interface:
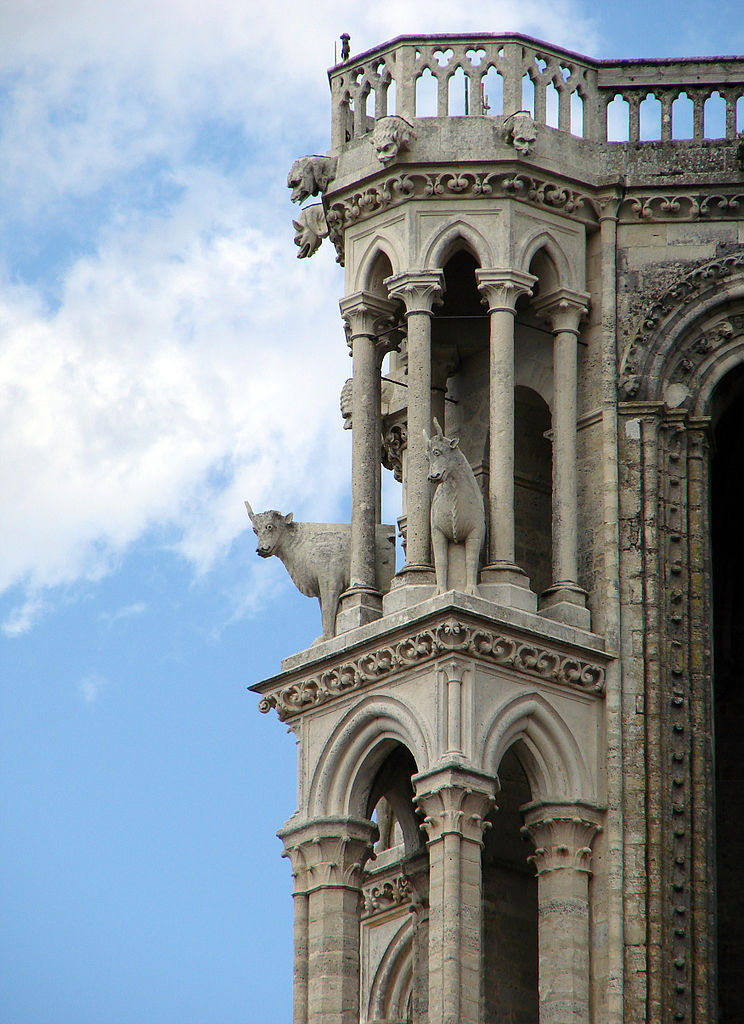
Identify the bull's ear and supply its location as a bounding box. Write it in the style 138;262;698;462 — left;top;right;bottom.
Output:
449;436;459;449
284;513;294;525
245;501;256;523
292;220;302;231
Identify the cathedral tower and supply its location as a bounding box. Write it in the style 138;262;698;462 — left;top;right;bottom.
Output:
252;32;744;1024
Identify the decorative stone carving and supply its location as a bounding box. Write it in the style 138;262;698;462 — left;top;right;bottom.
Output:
424;420;486;596
340;377;353;429
501;111;537;156
245;503;395;641
362;874;412;917
286;155;338;205
292;204;329;258
257;616;606;719
370;115;416;165
381;423;406;481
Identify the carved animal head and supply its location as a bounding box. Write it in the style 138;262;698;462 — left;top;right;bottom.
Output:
292;204;329;259
503;111;537;156
423;419;460;483
287;155;338;204
371;116;416;165
245;503;294;557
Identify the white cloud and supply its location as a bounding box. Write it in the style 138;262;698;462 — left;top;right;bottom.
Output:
0;0;599;624
77;671;109;704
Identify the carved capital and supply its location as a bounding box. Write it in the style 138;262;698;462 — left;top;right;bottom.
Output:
385;270;445;315
279;816;379;894
339;291;401;355
414;765;497;846
520;802;603;875
533;287;591;335
475;268;536;313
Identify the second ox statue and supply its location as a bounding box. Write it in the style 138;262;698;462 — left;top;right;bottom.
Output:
424;419;486;595
245;503;395;642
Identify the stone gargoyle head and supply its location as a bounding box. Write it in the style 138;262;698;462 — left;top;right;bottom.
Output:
371;115;416;165
502;111;537;157
292;204;329;259
287;155;338;204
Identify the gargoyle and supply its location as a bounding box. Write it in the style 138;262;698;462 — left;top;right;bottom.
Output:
371;116;416;165
501;111;537;157
287;155;338;204
292;204;329;259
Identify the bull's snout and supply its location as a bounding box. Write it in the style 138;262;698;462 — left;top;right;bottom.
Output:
256;545;272;558
428;471;443;482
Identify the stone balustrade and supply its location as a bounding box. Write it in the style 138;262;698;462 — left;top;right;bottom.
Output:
329;33;744;148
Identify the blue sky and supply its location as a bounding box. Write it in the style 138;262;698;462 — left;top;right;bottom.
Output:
2;3;743;1022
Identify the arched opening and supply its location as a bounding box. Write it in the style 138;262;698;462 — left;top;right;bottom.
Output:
359;744;425;1024
482;745;539;1021
514;385;552;596
711;364;744;1022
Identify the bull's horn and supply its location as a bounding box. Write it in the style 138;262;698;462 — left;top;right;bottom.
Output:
422;427;430;443
433;417;444;436
245;501;256;523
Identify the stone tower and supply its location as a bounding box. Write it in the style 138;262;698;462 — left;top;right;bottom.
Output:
251;32;744;1024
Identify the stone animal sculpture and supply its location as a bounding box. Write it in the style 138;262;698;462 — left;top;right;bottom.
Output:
287;155;338;204
292;204;329;258
246;503;396;641
424;420;486;596
371;116;416;165
501;111;537;156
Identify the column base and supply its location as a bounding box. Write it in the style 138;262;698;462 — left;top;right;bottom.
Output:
478;561;537;612
538;581;591;631
383;563;436;613
336;586;383;633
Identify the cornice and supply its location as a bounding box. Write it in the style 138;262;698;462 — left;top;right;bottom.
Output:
252;606;608;722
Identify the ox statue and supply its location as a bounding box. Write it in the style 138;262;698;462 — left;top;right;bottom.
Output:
245;503;396;642
424;420;486;596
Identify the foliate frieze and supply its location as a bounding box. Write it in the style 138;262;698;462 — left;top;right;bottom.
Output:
620;191;744;223
618;251;744;399
362;873;412;917
324;168;599;237
257;617;606;721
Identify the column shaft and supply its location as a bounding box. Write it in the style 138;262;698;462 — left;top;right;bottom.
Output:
350;330;379;590
406;307;434;567
415;766;496;1024
552;326;579;584
489;305;518;567
293;890;310;1024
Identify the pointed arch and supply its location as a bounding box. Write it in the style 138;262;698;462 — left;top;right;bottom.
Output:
366;916;414;1023
518;230;574;291
354;235;403;292
307;694;433;826
421;219;493;270
480;690;594;804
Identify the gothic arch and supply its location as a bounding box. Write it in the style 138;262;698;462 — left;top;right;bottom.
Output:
354;236;403;292
421;220;492;270
519;230;574;291
307;694;432;824
479;690;595;804
618;251;744;404
366;916;414;1023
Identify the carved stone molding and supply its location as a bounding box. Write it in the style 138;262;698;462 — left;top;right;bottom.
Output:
257;616;606;721
362;872;412;917
618;251;744;399
620;191;744;223
324;168;600;239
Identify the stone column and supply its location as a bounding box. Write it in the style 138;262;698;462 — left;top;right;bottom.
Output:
385;271;444;586
337;291;398;632
475;268;537;610
279;817;378;1024
534;288;592;630
521;803;603;1024
414;765;496;1024
403;851;430;1024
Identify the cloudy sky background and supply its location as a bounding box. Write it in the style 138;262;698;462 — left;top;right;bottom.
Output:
2;3;743;1022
